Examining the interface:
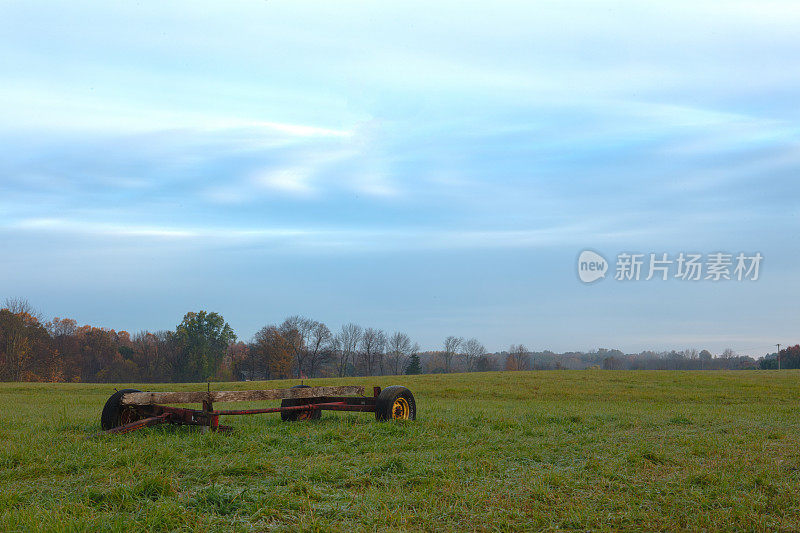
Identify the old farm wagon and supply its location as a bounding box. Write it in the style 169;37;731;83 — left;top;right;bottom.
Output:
100;384;417;434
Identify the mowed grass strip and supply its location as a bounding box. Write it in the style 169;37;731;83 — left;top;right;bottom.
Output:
1;371;799;532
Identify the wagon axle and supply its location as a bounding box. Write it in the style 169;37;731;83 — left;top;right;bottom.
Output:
100;384;416;435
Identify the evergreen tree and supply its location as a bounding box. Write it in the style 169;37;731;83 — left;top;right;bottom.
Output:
405;353;421;375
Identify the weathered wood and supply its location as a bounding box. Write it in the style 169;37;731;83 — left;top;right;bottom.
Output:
121;385;365;405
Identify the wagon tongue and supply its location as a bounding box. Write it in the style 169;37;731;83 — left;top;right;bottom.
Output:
101;413;171;435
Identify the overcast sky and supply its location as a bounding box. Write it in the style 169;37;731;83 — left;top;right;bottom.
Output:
1;1;799;355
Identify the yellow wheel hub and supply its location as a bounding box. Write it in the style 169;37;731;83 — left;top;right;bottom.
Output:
391;397;411;420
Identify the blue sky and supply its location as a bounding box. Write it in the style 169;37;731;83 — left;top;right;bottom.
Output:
1;0;799;355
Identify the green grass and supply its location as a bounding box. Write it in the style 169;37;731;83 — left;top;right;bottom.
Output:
1;371;800;531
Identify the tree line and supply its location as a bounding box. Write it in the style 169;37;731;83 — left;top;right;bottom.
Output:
0;299;796;382
0;299;430;382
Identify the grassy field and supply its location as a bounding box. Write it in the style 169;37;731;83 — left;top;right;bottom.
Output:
1;371;799;532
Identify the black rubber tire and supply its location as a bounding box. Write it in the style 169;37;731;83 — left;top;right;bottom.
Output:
100;389;142;430
375;385;416;421
280;385;321;422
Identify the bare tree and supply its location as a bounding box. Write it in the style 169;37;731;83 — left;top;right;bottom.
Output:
386;331;417;375
461;338;486;372
333;323;362;377
359;328;386;376
443;336;463;373
3;297;40;320
279;315;315;378
506;344;530;371
330;335;342;375
305;321;332;377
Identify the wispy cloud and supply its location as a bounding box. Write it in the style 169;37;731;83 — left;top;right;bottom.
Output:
252;167;316;197
6;216;668;252
0;84;353;138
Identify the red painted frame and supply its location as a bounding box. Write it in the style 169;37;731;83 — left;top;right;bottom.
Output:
104;386;382;435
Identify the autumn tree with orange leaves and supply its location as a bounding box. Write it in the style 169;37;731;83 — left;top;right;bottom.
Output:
251;326;294;380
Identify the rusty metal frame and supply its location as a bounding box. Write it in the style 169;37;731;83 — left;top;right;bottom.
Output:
102;385;383;435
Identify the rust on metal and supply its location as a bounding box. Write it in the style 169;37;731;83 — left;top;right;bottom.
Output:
104;413;171;435
102;384;390;436
213;403;321;416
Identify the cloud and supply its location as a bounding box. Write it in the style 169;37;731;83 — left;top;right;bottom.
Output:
252;167;316;196
5;215;664;252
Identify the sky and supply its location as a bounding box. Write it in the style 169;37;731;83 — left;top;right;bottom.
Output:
1;0;799;356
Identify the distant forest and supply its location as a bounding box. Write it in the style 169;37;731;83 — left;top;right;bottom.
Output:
0;298;796;383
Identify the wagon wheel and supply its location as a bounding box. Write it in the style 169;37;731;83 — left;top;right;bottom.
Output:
100;389;143;430
375;386;416;421
280;384;321;422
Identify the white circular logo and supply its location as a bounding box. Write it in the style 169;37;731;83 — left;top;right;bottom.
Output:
578;250;607;283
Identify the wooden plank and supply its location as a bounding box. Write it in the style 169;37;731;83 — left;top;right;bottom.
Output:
121;385;366;405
